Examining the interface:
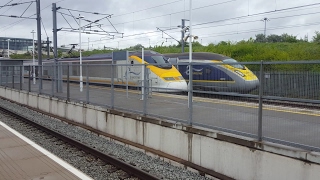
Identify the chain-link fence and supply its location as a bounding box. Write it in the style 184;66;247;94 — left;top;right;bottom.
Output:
1;60;320;152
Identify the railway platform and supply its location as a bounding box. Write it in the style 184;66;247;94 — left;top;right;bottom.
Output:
0;121;92;180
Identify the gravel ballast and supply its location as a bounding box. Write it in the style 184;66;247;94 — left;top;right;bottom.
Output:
0;99;213;180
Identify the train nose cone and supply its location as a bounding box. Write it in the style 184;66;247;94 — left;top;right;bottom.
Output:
244;79;260;92
166;81;188;92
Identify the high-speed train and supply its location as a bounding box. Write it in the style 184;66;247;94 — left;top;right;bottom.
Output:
164;52;259;93
25;51;188;92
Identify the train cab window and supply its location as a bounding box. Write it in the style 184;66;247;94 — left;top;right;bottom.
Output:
222;59;245;69
140;55;171;69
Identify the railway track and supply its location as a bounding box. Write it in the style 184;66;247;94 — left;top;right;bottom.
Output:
0;105;160;180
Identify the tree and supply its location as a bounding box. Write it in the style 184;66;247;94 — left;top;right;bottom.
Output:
266;34;282;43
255;34;265;42
312;31;320;44
281;33;298;43
130;44;145;50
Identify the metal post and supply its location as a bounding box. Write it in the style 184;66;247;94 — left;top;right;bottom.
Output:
188;63;193;125
52;3;61;92
47;37;50;59
31;30;36;84
12;66;14;89
86;64;89;104
6;71;8;87
0;64;2;86
7;39;10;58
36;0;42;90
67;64;70;101
141;48;144;100
78;14;84;92
19;66;22;90
28;66;31;92
111;54;114;109
51;65;54;97
143;64;147;115
188;0;193;125
258;60;264;141
38;65;41;94
181;19;185;53
126;51;129;98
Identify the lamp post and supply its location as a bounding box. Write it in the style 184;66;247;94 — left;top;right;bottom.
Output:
31;30;36;84
262;17;270;40
6;39;10;58
78;14;84;92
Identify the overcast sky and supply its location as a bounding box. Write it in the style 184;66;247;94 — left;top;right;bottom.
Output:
0;0;319;50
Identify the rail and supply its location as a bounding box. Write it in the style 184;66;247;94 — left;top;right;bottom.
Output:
0;104;161;180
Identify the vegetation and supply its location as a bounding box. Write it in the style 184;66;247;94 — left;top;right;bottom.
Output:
11;32;320;64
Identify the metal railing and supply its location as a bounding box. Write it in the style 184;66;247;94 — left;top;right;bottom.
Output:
1;60;320;152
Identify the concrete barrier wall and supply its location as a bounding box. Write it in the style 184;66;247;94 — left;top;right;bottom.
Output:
1;87;320;180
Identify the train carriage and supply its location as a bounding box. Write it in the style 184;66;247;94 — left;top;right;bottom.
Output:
25;50;188;93
165;52;259;93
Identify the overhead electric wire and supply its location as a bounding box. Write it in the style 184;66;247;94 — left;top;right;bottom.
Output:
0;0;66;31
0;1;34;8
67;9;79;26
57;7;122;37
103;0;237;28
112;0;184;17
0;0;13;10
0;14;35;19
59;12;74;29
200;21;320;39
19;1;33;17
59;7;112;17
0;0;22;15
190;11;320;31
41;19;48;37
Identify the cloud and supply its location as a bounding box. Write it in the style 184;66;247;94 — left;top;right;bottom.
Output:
0;0;319;49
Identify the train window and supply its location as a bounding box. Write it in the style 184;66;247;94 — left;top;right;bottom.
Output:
140;56;169;64
222;59;244;69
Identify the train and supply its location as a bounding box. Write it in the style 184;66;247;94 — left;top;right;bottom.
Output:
24;50;188;93
164;52;259;93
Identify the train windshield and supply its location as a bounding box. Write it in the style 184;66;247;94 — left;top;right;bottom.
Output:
141;55;172;69
222;59;245;69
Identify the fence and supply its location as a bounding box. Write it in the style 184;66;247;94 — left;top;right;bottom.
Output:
1;60;320;152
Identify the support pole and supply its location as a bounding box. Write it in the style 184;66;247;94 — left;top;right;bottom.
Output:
111;53;114;109
141;48;144;100
258;60;264;141
181;19;185;53
47;37;50;59
126;51;129;98
31;30;36;84
52;3;62;92
36;0;42;90
78;14;84;92
67;64;70;101
188;0;193;125
86;64;89;104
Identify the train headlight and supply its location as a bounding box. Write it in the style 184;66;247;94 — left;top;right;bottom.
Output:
235;70;245;77
164;77;175;81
